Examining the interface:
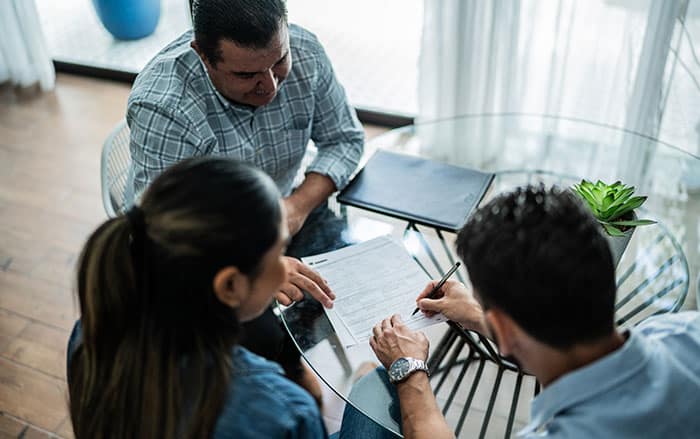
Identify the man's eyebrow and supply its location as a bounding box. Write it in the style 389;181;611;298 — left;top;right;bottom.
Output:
230;51;289;75
275;51;289;64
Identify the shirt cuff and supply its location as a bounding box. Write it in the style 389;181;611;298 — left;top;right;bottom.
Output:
306;153;355;191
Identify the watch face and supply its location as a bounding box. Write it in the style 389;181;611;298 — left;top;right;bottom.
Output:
390;358;411;381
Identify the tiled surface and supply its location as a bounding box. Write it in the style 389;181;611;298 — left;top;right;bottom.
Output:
36;0;190;73
36;0;421;115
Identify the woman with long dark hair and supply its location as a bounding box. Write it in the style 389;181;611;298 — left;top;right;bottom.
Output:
67;157;326;438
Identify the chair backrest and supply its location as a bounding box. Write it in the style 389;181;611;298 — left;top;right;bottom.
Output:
100;120;132;217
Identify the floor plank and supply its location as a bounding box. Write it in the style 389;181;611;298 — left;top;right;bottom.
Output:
0;357;67;432
54;418;74;439
0;413;27;437
0;310;29;352
0;271;77;331
22;425;56;439
2;322;69;380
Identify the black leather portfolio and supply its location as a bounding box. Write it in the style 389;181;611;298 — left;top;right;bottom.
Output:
338;150;495;232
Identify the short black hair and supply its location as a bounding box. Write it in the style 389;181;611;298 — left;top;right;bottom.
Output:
192;0;288;67
456;185;616;349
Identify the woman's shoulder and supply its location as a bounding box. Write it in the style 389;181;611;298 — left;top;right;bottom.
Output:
227;346;322;413
213;347;326;438
230;345;285;375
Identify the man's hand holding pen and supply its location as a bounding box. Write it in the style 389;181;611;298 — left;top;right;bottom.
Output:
416;280;487;334
370;277;489;367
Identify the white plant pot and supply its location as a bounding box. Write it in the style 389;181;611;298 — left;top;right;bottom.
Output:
606;227;634;267
604;212;636;267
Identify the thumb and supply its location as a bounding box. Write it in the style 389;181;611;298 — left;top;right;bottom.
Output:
418;297;445;313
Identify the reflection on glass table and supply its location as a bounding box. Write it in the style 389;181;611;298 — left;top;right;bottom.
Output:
280;114;699;438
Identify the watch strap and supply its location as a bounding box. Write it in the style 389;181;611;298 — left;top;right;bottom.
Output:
389;357;429;384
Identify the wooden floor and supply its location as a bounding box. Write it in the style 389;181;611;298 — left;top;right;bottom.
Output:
0;74;132;438
0;74;387;438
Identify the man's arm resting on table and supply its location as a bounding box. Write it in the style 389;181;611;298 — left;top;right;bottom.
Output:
276;173;337;309
396;373;455;439
283;172;336;236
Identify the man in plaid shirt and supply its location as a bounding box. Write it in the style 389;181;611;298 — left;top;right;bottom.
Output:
126;0;364;402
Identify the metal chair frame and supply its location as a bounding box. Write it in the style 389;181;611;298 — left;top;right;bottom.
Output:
100;119;132;217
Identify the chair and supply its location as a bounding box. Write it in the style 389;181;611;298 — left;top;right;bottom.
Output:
100;119;133;217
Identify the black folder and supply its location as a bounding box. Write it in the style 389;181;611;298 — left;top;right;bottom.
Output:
337;150;495;232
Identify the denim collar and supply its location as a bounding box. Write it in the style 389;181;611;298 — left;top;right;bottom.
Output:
231;346;284;376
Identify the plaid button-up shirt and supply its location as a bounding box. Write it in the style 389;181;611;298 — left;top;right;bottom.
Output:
127;25;364;197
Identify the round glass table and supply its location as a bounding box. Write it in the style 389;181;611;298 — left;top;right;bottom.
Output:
280;114;700;438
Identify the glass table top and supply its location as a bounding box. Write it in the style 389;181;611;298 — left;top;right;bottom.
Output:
364;113;700;310
280;113;700;437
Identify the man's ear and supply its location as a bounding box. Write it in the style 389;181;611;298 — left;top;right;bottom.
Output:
484;308;520;357
190;40;210;66
213;266;249;309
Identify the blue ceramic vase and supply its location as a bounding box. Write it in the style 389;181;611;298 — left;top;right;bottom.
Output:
92;0;161;40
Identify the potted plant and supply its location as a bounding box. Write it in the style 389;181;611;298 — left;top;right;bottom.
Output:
572;179;656;266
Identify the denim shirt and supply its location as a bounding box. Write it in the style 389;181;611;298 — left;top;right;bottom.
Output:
67;322;327;438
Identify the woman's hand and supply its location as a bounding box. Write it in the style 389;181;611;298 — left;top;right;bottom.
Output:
275;257;335;308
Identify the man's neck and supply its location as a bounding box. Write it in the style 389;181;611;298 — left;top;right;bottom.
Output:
538;331;627;387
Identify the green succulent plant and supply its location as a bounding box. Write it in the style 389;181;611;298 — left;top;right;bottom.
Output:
572;179;656;237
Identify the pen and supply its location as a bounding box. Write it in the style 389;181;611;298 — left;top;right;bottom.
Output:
411;261;461;316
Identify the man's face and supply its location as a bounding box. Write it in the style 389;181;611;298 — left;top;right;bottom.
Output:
196;25;291;107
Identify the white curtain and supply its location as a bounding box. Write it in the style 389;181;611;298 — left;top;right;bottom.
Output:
417;1;521;166
0;0;55;91
418;0;695;175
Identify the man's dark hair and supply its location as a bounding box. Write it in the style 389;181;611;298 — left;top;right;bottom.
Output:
192;0;288;67
456;184;616;349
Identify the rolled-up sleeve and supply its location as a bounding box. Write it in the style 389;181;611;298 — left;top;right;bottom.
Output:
306;46;364;191
127;101;204;197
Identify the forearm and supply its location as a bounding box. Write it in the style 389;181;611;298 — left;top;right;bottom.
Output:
397;373;454;439
306;136;363;192
285;172;336;216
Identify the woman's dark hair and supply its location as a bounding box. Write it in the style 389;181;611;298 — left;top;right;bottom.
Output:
68;157;282;438
192;0;288;67
456;184;616;349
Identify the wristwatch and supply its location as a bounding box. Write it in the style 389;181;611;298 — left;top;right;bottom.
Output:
388;357;429;384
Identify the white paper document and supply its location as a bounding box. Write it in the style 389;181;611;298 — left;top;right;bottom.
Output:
302;235;447;348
